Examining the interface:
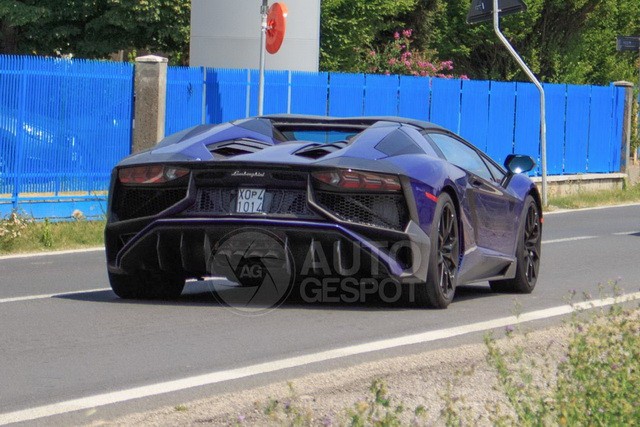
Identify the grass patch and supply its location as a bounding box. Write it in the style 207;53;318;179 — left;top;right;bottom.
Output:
0;211;104;254
547;183;640;210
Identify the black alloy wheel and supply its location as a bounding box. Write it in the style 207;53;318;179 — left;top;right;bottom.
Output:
490;195;541;293
416;192;459;308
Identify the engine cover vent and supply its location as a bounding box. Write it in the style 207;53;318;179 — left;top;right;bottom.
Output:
294;141;348;159
208;138;273;157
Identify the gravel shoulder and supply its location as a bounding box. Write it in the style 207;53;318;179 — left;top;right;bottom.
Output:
88;323;573;426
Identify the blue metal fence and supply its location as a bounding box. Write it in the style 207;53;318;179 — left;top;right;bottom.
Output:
197;69;625;175
0;54;627;219
165;66;204;136
0;55;133;218
204;68;249;125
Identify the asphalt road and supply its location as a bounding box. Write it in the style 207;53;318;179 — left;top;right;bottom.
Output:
0;204;639;425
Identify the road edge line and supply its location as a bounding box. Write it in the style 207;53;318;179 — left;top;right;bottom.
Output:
0;288;111;304
544;202;640;215
0;247;104;260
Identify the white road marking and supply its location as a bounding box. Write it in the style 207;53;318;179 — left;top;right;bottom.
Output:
0;288;110;304
1;292;639;425
0;247;104;261
542;236;597;245
544;202;640;215
613;231;639;236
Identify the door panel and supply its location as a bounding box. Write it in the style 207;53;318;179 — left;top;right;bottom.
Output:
468;174;518;255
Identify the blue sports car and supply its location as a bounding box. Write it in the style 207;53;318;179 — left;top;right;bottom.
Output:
105;115;542;308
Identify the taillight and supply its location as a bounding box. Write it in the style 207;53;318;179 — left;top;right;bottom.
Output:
118;165;189;184
312;170;402;192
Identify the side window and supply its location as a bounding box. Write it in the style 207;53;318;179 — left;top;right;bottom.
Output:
427;133;494;182
482;156;506;183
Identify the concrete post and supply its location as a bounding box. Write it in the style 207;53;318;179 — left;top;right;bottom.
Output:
133;55;168;153
614;81;634;174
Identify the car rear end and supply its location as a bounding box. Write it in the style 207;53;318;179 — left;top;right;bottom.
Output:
105;162;431;287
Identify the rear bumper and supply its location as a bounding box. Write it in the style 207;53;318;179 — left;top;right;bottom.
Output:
105;217;430;284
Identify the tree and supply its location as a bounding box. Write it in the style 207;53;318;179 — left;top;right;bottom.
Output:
0;0;190;63
85;0;190;63
320;0;417;72
553;0;640;84
353;29;466;78
0;1;48;53
404;0;640;85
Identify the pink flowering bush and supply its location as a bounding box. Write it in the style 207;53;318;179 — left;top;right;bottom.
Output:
359;29;468;79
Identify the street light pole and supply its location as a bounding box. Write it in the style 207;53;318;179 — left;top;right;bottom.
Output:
258;0;268;116
492;0;548;206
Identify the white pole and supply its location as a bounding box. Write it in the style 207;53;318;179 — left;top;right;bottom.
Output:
493;0;548;206
258;0;268;116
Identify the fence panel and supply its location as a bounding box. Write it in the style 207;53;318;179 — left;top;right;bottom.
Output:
430;78;461;133
246;70;289;117
165;66;204;136
398;76;430;121
564;85;591;174
364;74;399;116
328;73;365;117
0;55;132;209
205;68;249;124
544;83;567;175
486;81;516;165
290;71;328;116
610;85;625;172
513;82;541;173
459;79;490;152
0;55;21;197
587;86;614;173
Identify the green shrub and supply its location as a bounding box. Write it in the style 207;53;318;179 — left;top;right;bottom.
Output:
554;307;640;425
483;301;640;426
40;218;53;248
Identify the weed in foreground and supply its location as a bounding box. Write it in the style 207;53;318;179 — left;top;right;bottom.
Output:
481;285;640;426
257;382;313;426
554;305;640;425
348;379;406;426
40;218;53;248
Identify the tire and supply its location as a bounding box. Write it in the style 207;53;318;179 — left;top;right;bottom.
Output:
108;270;185;300
415;193;460;309
490;195;541;293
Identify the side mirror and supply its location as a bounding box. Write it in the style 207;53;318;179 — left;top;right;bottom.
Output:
504;154;535;174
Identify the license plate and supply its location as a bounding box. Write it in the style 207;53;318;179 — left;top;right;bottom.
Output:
236;188;265;213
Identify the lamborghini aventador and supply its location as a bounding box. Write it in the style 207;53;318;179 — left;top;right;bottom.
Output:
105;115;542;308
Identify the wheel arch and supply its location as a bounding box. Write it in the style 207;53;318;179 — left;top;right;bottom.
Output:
440;185;465;259
527;185;543;218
